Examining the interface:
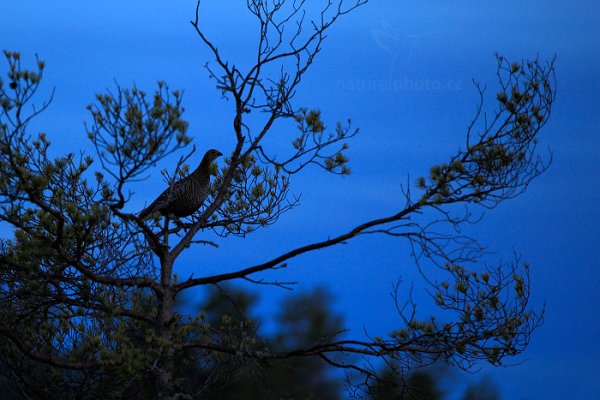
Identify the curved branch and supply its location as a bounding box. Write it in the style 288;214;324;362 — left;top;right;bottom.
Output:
175;198;428;291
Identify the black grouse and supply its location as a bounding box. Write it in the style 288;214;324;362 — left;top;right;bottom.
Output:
139;149;222;219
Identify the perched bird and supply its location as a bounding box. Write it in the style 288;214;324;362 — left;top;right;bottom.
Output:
139;149;223;220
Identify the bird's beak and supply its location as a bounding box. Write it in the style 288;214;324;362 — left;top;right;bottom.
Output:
216;151;223;157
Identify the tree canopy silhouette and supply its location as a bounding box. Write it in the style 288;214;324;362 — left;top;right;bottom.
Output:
0;1;555;399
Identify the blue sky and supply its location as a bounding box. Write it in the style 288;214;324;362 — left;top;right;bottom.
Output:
1;1;599;398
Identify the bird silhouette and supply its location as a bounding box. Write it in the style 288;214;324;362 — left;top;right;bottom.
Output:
139;149;222;220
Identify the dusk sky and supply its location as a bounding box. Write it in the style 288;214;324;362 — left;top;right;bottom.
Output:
1;1;599;399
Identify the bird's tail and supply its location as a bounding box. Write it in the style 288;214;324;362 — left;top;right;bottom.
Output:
138;206;153;220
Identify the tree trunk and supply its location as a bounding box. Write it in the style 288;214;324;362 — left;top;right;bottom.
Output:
155;256;175;400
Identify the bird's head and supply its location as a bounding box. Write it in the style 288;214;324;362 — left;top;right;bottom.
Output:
203;149;223;163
